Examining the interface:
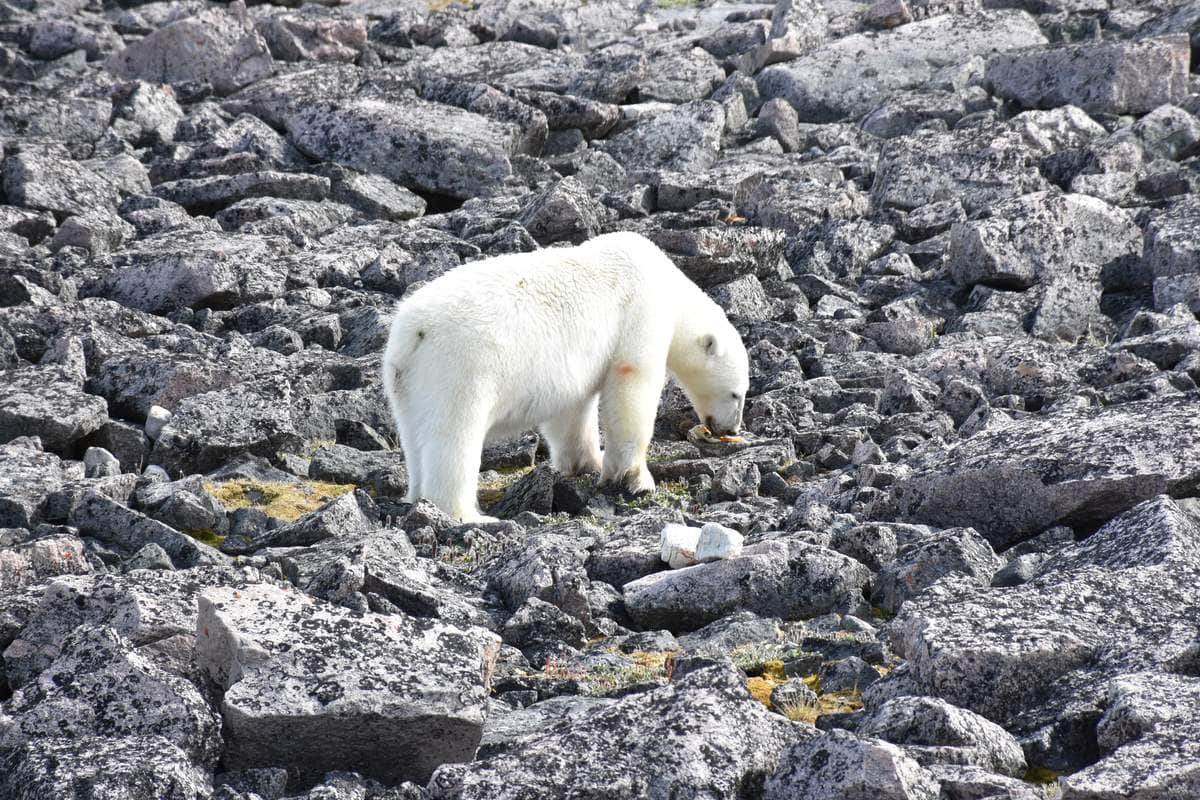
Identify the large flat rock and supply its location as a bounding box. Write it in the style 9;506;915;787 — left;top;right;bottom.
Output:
622;539;869;633
888;496;1200;770
757;11;1046;122
197;582;500;785
286;97;521;199
891;397;1200;549
428;662;804;799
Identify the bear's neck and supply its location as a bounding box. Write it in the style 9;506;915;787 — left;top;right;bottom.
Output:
665;281;721;380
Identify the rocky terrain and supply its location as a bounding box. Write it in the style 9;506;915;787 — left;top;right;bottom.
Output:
2;0;1200;797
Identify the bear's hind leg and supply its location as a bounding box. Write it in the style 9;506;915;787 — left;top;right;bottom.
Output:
393;411;424;504
424;411;496;524
541;394;603;477
599;365;661;496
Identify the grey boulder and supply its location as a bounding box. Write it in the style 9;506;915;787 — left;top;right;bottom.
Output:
986;35;1189;116
622;540;870;633
197;582;500;785
765;728;940;800
428;662;803;799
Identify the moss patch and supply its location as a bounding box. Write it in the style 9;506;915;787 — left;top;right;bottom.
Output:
619;479;691;510
1024;767;1060;784
183;527;225;548
205;479;355;521
746;674;785;707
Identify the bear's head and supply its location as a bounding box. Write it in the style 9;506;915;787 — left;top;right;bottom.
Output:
674;323;749;437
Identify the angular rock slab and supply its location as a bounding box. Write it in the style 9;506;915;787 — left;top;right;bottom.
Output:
0;624;222;765
757;10;1045;122
287;98;520;199
765;728;940;800
0;734;211;800
197;582;500;785
622;540;870;633
428;663;804;799
891;397;1200;549
890;497;1200;754
871;126;1048;215
0;366;109;453
105;6;273;95
1060;672;1200;800
986;35;1189;116
0;443;71;528
4;566;263;690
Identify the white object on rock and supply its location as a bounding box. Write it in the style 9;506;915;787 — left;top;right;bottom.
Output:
660;523;700;569
145;405;172;440
83;447;121;478
696;522;744;562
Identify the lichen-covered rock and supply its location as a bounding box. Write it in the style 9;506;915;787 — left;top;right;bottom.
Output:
255;9;368;63
889;497;1200;766
985;35;1189;115
871;126;1048;214
197;582;500;785
70;489;226;568
872;527;1002;614
105;5;274;95
947;192;1140;291
757;11;1045;122
0;366;109;454
92;230;291;314
486;526;596;623
622;540;870;632
427;662;804;799
222;491;370;554
859;696;1027;776
0;734;212;800
891;397;1200;548
597;101;725;177
0;534;92;593
0;624;222;764
765;728;941;800
516;176;605;245
2;145;119;217
287;98;521;199
4;566;263;689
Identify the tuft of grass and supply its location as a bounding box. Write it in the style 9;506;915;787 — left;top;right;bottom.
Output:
205;479;355;521
184;527;225;548
540;650;677;696
781;702;820;724
655;0;695;7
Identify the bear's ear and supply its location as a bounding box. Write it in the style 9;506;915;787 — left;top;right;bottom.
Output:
699;333;720;357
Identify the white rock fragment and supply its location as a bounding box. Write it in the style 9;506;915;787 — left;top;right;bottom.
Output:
660;523;700;569
696;522;744;562
145;405;171;440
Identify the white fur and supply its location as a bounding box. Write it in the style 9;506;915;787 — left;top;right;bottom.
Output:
382;231;749;523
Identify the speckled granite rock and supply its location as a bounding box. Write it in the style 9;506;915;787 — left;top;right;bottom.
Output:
287;97;521;199
891;397;1200;548
986;35;1189;115
197;581;500;785
427;662;804;799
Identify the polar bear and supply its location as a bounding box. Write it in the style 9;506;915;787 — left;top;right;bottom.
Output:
382;231;749;523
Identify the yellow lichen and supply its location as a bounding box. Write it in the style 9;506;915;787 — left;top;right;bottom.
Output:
204;479;355;521
476;465;535;507
747;675;786;707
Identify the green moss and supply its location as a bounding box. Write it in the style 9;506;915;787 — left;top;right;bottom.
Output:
655;0;695;7
1024;767;1060;785
184;527;225;548
205;479;355;521
621;479;691;510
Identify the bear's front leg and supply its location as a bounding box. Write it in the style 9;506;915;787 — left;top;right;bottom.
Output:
599;363;661;496
542;395;603;477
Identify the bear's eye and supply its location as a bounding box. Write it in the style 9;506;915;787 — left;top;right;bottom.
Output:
730;392;740;400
